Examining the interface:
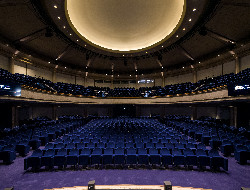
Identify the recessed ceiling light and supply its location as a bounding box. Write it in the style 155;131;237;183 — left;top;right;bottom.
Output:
65;67;67;69
123;55;125;56
176;35;179;38
63;26;66;29
146;52;148;54
183;66;185;69
218;54;220;57
118;75;119;77
142;74;143;75
77;39;79;41
193;8;196;11
54;5;57;8
106;74;107;75
85;45;86;47
58;17;61;19
162;46;164;48
48;62;50;64
183;28;186;31
70;33;72;36
189;18;192;22
130;75;131;76
162;66;164;69
199;61;201;64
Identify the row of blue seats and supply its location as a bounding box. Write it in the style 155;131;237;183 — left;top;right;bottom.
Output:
24;147;228;171
43;141;206;151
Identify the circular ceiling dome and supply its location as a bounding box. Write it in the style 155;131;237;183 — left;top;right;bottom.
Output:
65;0;186;53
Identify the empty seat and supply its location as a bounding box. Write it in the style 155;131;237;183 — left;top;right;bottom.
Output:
114;148;125;165
137;148;149;165
103;148;113;165
160;148;172;166
54;148;67;167
126;148;137;165
149;148;161;165
79;148;91;166
183;149;197;166
172;149;185;166
67;149;79;166
24;149;43;170
91;148;102;165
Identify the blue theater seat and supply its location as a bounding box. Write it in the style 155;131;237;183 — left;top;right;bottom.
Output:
126;148;137;165
79;148;91;166
24;149;43;170
137;148;149;165
234;145;248;164
67;149;79;166
103;148;113;165
160;148;172;166
208;149;228;171
184;149;197;166
172;149;185;166
41;149;55;168
16;140;30;157
54;148;67;168
220;140;234;156
91;148;102;165
196;149;210;168
149;148;161;165
114;148;125;165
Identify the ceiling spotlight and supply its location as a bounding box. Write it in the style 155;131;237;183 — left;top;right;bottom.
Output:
63;26;66;29
189;18;192;22
118;75;119;77
162;46;164;48
176;35;179;38
106;74;107;75
85;45;86;47
199;61;201;64
54;5;57;8
162;66;164;69
123;55;125;57
130;75;131;76
183;28;186;31
70;33;72;36
146;52;148;54
218;54;220;57
183;66;185;69
58;16;61;20
65;67;67;69
77;39;79;41
48;62;50;64
193;8;196;11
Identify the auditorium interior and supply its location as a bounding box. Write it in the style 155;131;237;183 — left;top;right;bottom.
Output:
0;0;250;190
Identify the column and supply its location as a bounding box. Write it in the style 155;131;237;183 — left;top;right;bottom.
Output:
52;105;57;120
193;71;197;83
191;106;197;120
235;56;240;74
28;106;33;120
229;106;237;127
52;70;56;83
9;57;15;74
11;106;18;128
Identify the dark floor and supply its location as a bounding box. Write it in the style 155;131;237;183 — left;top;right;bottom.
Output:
0;154;250;190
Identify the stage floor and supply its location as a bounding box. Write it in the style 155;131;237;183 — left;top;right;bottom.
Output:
45;184;212;190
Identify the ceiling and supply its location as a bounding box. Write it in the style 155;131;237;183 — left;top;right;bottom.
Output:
0;0;250;78
65;0;185;53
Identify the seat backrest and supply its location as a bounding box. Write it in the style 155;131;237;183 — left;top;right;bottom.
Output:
44;149;55;156
57;148;67;155
115;148;124;154
68;149;79;155
92;148;102;154
138;148;147;154
104;148;113;154
32;149;43;156
160;149;170;155
196;149;207;156
149;148;158;154
172;148;182;155
127;148;136;154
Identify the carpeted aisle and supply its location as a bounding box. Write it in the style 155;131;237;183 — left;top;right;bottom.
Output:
0;155;249;190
